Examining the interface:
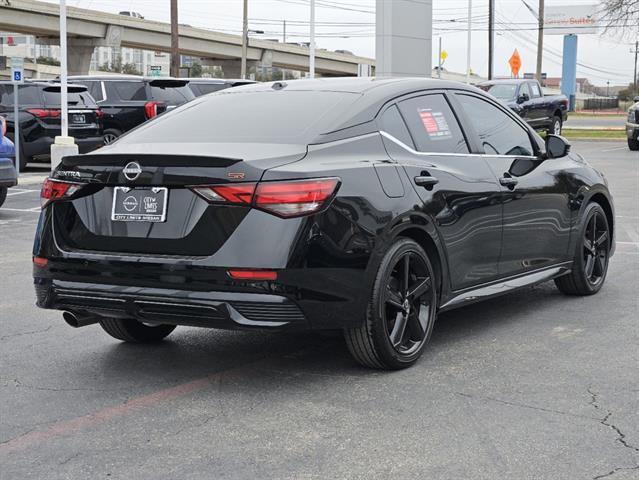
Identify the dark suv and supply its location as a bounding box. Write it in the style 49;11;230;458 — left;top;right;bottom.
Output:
68;75;195;144
185;78;255;97
626;98;638;151
0;81;104;170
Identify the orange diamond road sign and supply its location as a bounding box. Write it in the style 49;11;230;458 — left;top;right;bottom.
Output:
509;49;522;77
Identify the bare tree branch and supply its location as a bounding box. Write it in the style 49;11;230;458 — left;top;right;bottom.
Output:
599;0;639;38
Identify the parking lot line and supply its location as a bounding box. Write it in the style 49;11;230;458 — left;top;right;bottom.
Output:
7;189;39;196
1;207;41;213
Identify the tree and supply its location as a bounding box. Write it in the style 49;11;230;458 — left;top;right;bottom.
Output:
600;0;639;37
189;62;203;78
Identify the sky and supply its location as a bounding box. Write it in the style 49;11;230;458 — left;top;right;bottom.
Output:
42;0;637;86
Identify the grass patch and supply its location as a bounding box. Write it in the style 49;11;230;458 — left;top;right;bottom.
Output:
560;129;626;140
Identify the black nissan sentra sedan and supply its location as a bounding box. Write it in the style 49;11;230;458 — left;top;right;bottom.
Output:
33;78;615;370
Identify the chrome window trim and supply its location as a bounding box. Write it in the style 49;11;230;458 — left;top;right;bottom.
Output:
379;131;539;160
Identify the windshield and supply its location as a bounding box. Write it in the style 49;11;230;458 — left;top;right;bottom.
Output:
485;84;518;101
118;90;361;145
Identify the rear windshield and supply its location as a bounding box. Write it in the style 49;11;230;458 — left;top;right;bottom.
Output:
189;83;229;96
42;90;97;108
150;85;194;105
482;84;518;101
118;90;360;144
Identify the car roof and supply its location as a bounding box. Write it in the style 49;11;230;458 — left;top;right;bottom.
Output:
68;75;188;82
185;78;256;84
478;79;531;85
0;80;87;90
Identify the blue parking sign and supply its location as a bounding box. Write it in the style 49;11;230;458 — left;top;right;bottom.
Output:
13;71;22;82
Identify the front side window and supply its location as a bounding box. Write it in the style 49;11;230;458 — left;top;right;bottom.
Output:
397;94;469;154
456;94;535;157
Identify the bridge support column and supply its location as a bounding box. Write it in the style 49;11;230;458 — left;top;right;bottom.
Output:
67;40;96;76
376;0;433;77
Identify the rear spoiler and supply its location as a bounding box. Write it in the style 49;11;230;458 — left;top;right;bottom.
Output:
149;79;189;88
43;85;88;93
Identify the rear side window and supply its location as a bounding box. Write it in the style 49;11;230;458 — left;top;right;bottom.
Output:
85;81;104;102
379;105;414;148
112;81;147;101
456;94;535;156
398;94;469;154
150;85;194;105
0;84;42;107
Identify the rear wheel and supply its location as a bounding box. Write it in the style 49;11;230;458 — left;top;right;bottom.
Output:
344;238;438;370
555;203;610;295
103;128;122;145
0;187;7;208
99;318;176;343
548;115;562;136
629;137;639;151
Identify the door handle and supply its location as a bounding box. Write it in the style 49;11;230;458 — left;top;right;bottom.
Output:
414;175;439;188
499;175;518;189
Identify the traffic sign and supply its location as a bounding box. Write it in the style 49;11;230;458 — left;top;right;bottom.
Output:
11;57;24;84
508;49;522;77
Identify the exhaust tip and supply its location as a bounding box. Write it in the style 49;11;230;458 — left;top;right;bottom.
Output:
63;311;80;328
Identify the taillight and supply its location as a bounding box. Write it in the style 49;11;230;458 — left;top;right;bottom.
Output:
189;177;340;218
27;108;61;119
33;256;48;268
95;108;104;119
144;101;165;119
40;178;85;208
254;178;340;217
228;269;277;281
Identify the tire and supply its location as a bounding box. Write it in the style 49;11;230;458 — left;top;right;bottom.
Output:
99;318;176;343
547;115;562;136
629;137;639;151
0;187;7;208
102;128;122;145
555;202;611;296
344;238;438;370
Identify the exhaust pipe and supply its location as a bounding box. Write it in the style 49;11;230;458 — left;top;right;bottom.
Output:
63;311;99;328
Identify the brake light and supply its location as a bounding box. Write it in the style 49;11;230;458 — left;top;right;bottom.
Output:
254;178;340;217
144;101;164;119
190;178;340;218
228;269;277;281
33;256;48;267
40;178;85;207
27;108;61;119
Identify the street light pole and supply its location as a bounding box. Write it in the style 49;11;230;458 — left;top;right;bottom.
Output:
309;0;316;78
241;0;248;79
60;0;68;138
466;0;472;84
633;40;638;96
170;0;179;77
488;0;494;80
536;0;545;83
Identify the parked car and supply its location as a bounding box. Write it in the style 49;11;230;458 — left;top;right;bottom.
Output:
478;79;569;135
626;97;639;151
33;78;615;370
0;115;16;208
185;78;256;97
0;81;104;170
68;75;195;145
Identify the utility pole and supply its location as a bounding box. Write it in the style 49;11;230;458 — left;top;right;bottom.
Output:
241;0;248;79
283;20;287;43
488;0;495;80
438;37;442;79
633;40;638;96
170;0;179;77
466;0;472;84
536;0;544;83
309;0;316;78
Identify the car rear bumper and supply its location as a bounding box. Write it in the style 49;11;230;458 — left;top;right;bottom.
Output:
26;135;104;160
35;279;310;331
0;159;17;187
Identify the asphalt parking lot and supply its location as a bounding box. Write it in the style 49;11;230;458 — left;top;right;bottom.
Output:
1;141;637;480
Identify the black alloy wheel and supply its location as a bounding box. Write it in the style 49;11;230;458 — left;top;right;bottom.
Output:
555;203;610;295
345;238;438;369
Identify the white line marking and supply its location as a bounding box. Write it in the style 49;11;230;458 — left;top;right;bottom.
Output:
7;189;38;197
600;146;628;152
0;208;41;213
617;241;639;245
622;225;639;244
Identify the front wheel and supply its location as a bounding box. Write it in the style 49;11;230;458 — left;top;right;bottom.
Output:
99;318;176;343
344;238;438;370
555;203;611;295
629;137;639;151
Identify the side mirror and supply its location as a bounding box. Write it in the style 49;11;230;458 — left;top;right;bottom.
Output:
634;96;639;103
545;134;571;159
517;93;530;104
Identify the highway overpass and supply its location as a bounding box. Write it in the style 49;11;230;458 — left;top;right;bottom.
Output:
0;0;375;76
